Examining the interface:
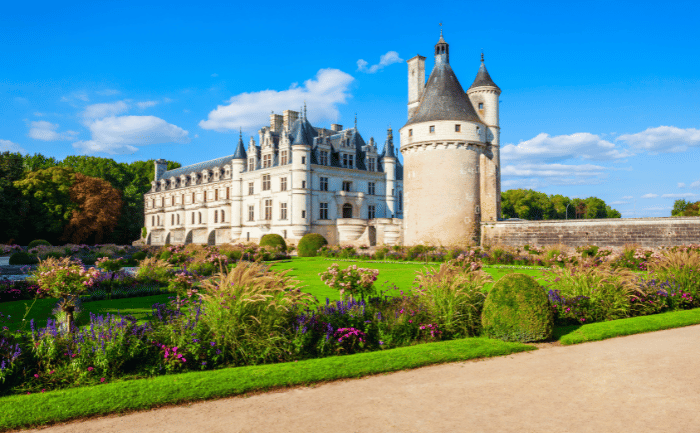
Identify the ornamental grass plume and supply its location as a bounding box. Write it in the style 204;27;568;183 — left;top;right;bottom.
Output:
648;249;700;307
414;259;491;338
542;262;642;322
198;261;315;366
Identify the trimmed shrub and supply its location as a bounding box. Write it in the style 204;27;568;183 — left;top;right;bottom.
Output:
28;239;51;249
481;273;553;343
260;233;287;252
297;233;328;257
9;252;38;265
132;251;147;261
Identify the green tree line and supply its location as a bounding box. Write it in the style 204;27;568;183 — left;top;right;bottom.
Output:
501;189;622;220
0;151;179;245
671;199;700;217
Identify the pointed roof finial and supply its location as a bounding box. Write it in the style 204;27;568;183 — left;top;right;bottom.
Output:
303;101;307;120
437;23;445;44
239;127;242;140
481;49;484;63
354;113;357;130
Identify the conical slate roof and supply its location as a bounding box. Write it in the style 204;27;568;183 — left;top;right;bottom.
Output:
405;61;481;127
469;61;500;91
289;116;317;146
232;134;247;159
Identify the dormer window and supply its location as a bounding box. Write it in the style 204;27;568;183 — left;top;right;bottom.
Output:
262;154;272;168
342;154;354;168
248;158;254;171
280;150;288;165
367;157;375;171
478;102;484;110
429;126;435;133
319;150;329;166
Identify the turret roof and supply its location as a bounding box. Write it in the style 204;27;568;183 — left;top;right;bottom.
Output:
232;132;247;159
469;61;500;91
404;61;481;126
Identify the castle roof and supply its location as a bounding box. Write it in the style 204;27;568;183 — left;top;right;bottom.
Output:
404;46;481;127
469;61;500;91
289;116;318;146
232;133;247;159
161;154;236;179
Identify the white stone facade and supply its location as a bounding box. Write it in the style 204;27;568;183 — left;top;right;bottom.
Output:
144;110;403;247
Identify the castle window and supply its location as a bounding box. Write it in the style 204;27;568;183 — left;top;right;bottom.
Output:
248;182;254;195
203;191;207;203
320;176;329;191
152;199;155;208
368;182;375;195
399;191;403;211
476;126;481;133
280;150;288;165
342;203;353;218
342;154;354;168
302;180;306;188
429;126;435;133
455;124;461;132
283;230;287;239
192;212;195;224
368;205;376;219
151;216;154;226
226;187;230;199
214;210;218;223
198;212;202;224
319;202;329;220
264;200;272;220
221;210;225;222
181;194;184;205
192;192;195;203
262;174;271;191
280;202;288;220
478;103;484;110
215;189;218;201
280;177;287;191
177;214;180;224
263;154;272;168
319;150;329;166
367;158;375;171
301;156;306;164
409;129;413;137
171;214;174;225
248;205;254;221
157;215;160;226
248;159;254;171
301;210;306;218
475;205;480;214
342;181;352;192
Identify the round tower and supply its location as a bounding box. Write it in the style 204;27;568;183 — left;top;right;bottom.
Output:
398;31;487;246
467;53;501;222
381;127;397;218
289;107;313;238
230;129;247;240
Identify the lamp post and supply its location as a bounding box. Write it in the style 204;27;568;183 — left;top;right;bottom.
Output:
566;203;571;220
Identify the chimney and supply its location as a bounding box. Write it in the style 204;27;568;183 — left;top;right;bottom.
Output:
407;55;426;119
270;113;283;132
330;124;343;132
154;159;167;181
282;110;299;131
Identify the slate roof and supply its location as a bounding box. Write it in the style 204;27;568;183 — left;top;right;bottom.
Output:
289;117;318;146
404;61;481;127
162;154;236;179
469;61;500;91
233;135;247;159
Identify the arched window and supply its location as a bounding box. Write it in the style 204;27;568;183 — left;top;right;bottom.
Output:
342;203;353;218
221;210;225;222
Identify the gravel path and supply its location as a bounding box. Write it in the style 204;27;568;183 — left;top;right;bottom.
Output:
24;324;700;433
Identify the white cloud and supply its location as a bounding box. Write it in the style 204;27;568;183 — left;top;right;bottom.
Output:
136;101;159;109
199;68;354;132
0;139;26;153
356;51;404;74
661;193;697;198
609;201;629;205
82;101;129;120
641;193;658;198
96;89;120;96
28;121;78;141
691;180;700;189
33;112;44;117
501;132;632;164
501;162;609;187
211;73;218;77
622;196;634;199
678;182;686;188
74;115;190;155
617;126;700;153
61;92;89;103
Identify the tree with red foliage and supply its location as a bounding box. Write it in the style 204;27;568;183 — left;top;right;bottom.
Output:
62;173;123;244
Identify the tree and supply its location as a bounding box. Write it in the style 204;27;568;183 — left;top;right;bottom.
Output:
0;152;26;243
574;199;587;219
13;166;77;244
672;199;691;216
62;173;124;244
605;205;622;218
583;197;607;219
22;153;58;173
549;194;571;219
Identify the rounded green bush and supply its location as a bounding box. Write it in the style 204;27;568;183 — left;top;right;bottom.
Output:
9;252;39;265
260;233;287;252
297;233;328;257
481;273;553;343
28;239;51;249
159;250;173;260
132;251;147;261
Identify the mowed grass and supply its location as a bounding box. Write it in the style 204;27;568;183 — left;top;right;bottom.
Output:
0;294;171;332
269;257;548;303
0;337;535;431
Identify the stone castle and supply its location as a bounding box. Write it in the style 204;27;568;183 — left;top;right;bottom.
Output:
143;32;500;247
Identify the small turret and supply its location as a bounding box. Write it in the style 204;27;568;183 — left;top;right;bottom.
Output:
382;127;397;218
233;128;247;159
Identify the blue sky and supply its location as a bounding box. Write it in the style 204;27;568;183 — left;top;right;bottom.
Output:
2;0;699;218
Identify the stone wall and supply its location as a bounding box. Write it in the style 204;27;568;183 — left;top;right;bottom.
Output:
481;217;700;248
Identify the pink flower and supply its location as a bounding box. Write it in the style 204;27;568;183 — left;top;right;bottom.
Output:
41;389;46;393
100;378;105;383
88;367;94;371
34;374;39;378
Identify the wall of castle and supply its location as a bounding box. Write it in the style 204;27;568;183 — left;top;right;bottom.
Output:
481;217;700;248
